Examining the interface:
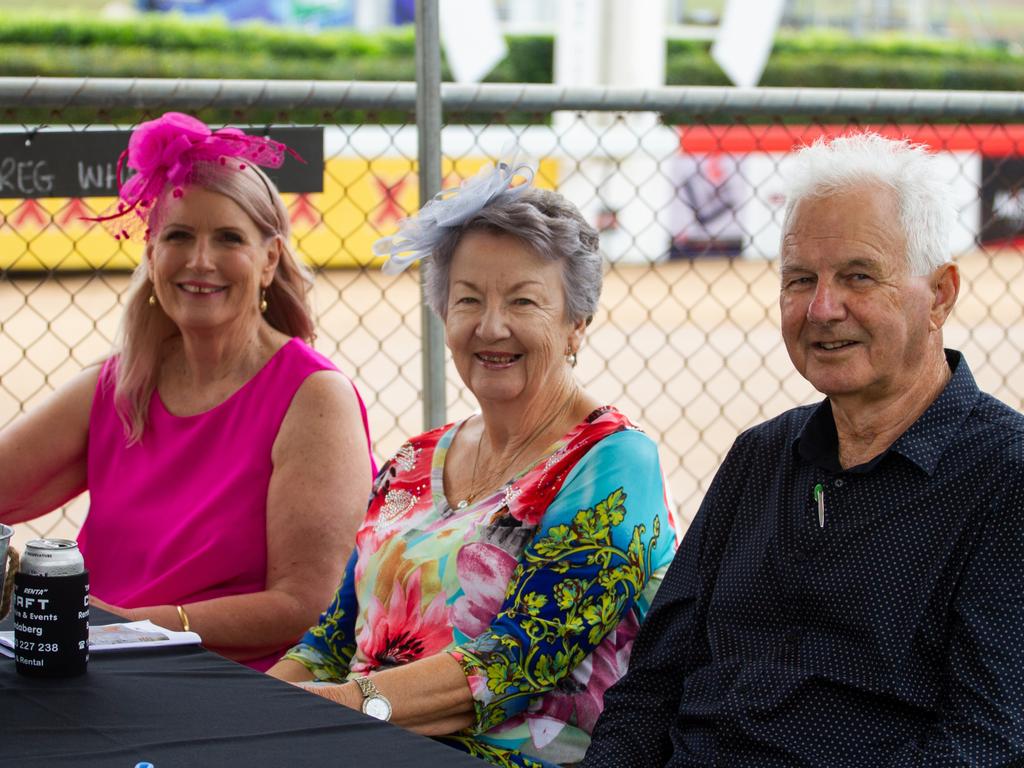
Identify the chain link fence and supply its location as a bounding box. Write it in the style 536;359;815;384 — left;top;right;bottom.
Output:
2;80;1023;546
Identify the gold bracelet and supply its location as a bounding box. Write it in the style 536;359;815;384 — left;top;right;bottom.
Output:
176;604;191;632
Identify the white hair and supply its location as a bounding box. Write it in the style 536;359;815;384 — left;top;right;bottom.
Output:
782;132;956;275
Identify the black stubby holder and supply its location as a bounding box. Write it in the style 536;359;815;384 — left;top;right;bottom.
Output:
13;570;89;677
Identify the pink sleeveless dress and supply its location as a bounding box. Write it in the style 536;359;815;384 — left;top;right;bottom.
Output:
78;338;375;670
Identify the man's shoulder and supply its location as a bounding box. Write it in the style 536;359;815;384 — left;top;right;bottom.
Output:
736;403;819;450
942;351;1024;452
708;404;819;481
960;390;1024;465
971;390;1024;433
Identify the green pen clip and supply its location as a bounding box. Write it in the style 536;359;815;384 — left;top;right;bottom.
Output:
814;483;825;528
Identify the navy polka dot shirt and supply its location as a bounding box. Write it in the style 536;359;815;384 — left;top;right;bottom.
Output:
583;351;1024;768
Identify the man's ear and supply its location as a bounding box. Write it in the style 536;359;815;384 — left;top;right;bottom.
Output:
929;262;960;331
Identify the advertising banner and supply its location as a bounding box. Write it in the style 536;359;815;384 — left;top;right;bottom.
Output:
138;0;354;27
666;124;1022;260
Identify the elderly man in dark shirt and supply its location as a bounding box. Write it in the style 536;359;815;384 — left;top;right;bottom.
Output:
583;133;1024;768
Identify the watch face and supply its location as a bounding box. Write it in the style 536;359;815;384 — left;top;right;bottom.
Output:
363;696;392;721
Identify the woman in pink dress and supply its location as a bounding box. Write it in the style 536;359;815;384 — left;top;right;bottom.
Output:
0;113;374;670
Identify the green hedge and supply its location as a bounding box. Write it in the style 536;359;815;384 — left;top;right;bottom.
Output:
3;12;1022;84
0;13;415;59
1;12;1022;123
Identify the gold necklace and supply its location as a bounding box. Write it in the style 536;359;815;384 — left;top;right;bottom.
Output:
455;391;577;510
455;436;486;510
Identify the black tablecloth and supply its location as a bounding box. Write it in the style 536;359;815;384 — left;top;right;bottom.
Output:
2;608;484;767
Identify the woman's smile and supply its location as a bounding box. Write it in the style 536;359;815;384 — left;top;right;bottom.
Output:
177;280;227;297
474;351;523;369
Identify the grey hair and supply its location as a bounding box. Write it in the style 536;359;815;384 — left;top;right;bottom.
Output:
424;187;602;323
781;132;955;275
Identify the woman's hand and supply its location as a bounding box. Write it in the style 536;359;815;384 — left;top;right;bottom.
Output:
268;658;316;682
87;595;139;621
276;653;475;735
291;680;363;709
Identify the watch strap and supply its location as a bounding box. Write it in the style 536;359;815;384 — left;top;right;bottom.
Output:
354;675;381;699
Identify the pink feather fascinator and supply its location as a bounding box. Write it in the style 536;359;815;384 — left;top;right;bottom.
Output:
87;112;302;240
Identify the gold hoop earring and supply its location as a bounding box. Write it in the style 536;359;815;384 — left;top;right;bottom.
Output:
148;292;157;307
259;289;268;314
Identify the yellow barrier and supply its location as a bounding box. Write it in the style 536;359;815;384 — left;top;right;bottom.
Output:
0;156;559;271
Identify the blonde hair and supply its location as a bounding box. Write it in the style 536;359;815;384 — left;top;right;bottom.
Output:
112;162;315;443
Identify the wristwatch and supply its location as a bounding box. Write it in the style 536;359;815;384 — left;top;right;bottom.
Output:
353;675;392;722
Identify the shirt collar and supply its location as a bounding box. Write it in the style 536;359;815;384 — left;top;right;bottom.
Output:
794;350;980;476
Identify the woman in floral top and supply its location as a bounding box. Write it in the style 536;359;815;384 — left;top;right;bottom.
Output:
269;164;675;768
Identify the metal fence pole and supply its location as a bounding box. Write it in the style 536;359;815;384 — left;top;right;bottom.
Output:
415;0;447;430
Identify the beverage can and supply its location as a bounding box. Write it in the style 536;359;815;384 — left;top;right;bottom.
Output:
20;539;85;577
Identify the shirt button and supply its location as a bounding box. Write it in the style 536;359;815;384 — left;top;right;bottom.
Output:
785;630;802;646
793;550;807;563
834;478;845;488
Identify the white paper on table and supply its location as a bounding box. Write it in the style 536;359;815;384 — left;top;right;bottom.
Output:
0;619;201;657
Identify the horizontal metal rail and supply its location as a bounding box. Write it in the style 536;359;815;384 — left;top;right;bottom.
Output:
2;77;1023;118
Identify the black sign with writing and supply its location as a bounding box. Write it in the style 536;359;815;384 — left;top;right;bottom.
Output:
0;127;323;199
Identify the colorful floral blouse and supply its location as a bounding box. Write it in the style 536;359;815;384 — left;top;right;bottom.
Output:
282;406;676;768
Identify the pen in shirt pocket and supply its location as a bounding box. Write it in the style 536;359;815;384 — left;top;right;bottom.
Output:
814;483;825;528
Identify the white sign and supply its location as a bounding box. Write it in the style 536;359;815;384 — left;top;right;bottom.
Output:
711;0;785;88
439;0;508;84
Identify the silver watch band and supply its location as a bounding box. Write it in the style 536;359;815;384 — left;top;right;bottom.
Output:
354;675;381;699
